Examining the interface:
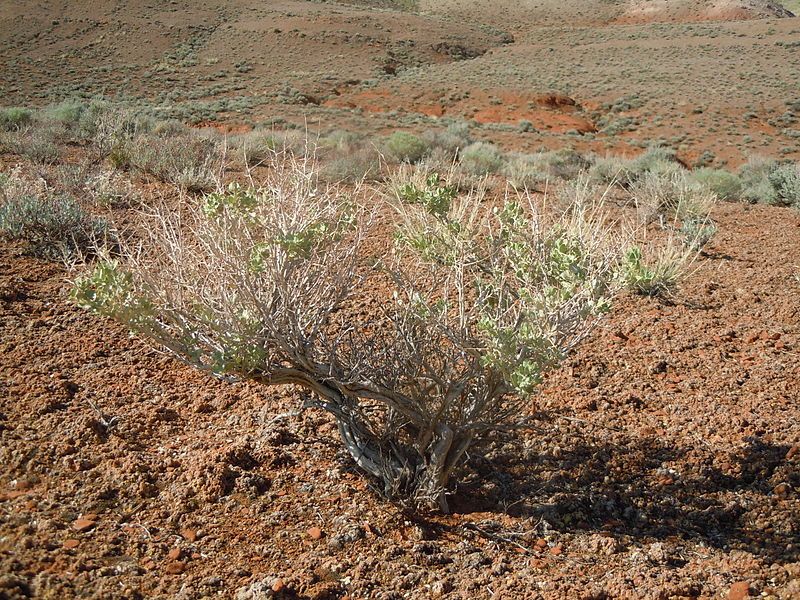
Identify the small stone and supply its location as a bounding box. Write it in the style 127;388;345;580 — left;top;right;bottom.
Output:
181;528;198;542
728;581;751;600
165;561;186;575
63;539;80;549
271;578;285;593
167;547;182;560
549;544;563;556
787;445;799;460
307;526;324;540
72;518;96;532
773;483;791;497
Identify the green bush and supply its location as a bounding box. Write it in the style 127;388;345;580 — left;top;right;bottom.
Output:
40;100;86;128
0;184;110;259
739;156;778;204
768;163;800;207
460;142;505;175
692;168;742;201
385;132;430;164
0;107;33;131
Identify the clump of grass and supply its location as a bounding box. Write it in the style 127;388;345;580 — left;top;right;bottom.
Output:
85;170;139;208
0;170;111;260
691;168;742;201
502;153;547;190
622;242;691;297
590;146;680;187
0;107;33;131
459;142;505;176
422;121;472;157
385;131;430;164
111;132;222;192
630;169;715;224
320;146;384;183
739;156;800;206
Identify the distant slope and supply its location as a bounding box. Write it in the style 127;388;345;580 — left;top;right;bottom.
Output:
417;0;793;27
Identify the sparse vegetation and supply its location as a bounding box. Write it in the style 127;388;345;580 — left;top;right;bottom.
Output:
0;170;111;260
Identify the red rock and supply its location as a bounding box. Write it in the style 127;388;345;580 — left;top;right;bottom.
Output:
141;558;156;571
549;544;563;556
63;539;80;549
272;578;286;593
307;526;324;540
787;445;799;460
535;538;548;550
181;528;198;542
728;581;750;599
167;547;182;560
72;518;96;532
165;561;186;575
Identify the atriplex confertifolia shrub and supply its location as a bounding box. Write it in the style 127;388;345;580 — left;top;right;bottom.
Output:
75;158;647;511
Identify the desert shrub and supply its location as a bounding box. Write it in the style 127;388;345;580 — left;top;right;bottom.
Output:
739;156;779;204
768;163;800;207
630;169;716;224
594;146;681;188
692;168;742;201
234;131;281;167
4;125;63;165
459;142;504;175
319;145;383;183
588;154;632;185
85;170;139;208
385;132;430;164
502;153;547;190
423;121;472;157
0;107;33;131
539;148;590;180
112;132;221;192
40;100;86;128
0;171;110;259
75;154;642;512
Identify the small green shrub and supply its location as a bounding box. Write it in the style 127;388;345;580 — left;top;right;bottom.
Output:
739;156;778;204
385;132;430;164
692;168;742;201
0;181;111;259
0;107;33;131
460;142;504;175
768;163;800;207
40;100;86;128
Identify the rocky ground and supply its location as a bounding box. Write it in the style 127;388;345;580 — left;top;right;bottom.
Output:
1;199;798;599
